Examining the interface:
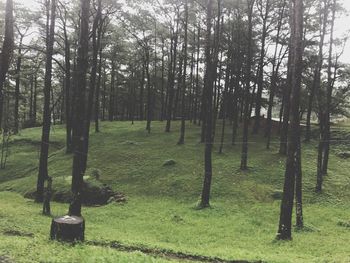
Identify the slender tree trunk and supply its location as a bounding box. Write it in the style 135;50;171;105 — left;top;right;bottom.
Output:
29;75;34;123
277;0;304;240
145;48;152;133
14;37;24;134
33;74;37;123
193;25;201;125
295;140;303;228
279;36;294;155
240;0;255;170
36;0;56;203
305;0;329;142
102;66;106;120
178;0;188;145
139;61;145;120
95;34;103;133
160;38;165;121
81;0;102;171
266;0;286;149
69;0;90;217
219;43;232;153
253;0;270;134
321;0;336;177
200;0;220;208
165;19;179;132
109;61;116;121
63;25;72;153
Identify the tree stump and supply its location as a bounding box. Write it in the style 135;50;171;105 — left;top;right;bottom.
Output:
50;215;85;242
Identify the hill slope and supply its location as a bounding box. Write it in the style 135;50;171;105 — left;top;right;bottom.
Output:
0;121;350;262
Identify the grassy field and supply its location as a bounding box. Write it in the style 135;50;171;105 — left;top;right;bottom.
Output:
0;120;350;262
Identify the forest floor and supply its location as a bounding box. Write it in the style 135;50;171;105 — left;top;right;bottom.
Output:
0;120;350;263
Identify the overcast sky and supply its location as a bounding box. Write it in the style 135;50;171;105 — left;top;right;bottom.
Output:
5;0;350;63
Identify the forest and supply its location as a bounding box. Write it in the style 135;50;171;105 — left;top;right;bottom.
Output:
0;0;350;262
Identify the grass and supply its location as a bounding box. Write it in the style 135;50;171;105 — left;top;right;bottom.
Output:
0;120;350;262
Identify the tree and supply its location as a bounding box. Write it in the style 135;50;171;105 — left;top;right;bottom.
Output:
265;0;287;149
36;0;57;203
177;0;188;145
305;0;330;142
199;0;220;208
277;0;304;240
69;0;90;216
0;0;14;129
315;0;337;193
252;0;272;134
240;0;255;170
57;1;73;153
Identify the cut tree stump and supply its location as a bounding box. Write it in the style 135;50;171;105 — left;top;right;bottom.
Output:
50;215;85;242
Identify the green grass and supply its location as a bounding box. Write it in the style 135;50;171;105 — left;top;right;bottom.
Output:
1;121;350;262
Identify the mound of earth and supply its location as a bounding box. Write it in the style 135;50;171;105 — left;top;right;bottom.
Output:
24;179;126;206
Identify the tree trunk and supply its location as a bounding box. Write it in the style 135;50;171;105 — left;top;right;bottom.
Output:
266;0;286;149
322;0;336;176
36;0;56;203
0;0;14;129
193;24;201;125
277;0;304;240
69;0;90;217
63;23;72;153
109;61;116;121
50;215;85;242
165;19;179;132
81;0;102;171
200;0;219;208
14;39;23;134
253;0;270;134
240;0;255;170
178;0;188;145
305;0;329;142
145;48;152;133
160;37;165;121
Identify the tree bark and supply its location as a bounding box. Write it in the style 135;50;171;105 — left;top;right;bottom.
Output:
69;0;90;217
0;0;14;129
36;0;56;203
178;0;188;145
200;0;219;208
277;0;304;240
240;0;255;170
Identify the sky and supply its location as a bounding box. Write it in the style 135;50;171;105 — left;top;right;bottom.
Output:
4;0;350;63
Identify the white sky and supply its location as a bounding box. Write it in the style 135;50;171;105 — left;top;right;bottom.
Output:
5;0;350;63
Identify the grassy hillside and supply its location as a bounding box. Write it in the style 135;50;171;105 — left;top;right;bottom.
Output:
0;121;350;262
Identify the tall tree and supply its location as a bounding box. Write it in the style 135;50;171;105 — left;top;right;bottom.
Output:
177;0;188;145
252;0;272;134
36;0;56;203
69;0;90;216
277;0;304;240
316;0;336;192
305;0;330;142
0;0;14;129
199;0;220;208
240;0;255;170
265;0;287;149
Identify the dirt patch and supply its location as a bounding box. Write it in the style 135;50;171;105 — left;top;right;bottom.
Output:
3;229;34;238
0;255;13;263
24;181;126;206
87;240;262;263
